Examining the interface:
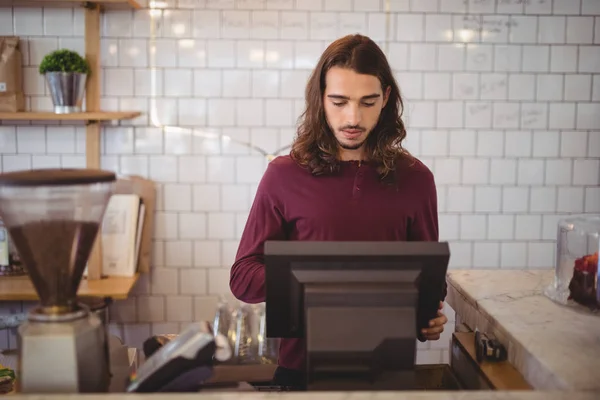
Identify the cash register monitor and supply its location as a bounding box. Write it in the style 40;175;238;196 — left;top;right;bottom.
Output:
264;240;450;390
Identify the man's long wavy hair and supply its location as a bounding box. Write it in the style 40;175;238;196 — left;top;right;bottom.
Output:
290;34;411;182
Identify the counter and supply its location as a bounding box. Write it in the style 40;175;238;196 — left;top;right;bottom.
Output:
3;392;600;400
446;269;600;391
5;269;600;399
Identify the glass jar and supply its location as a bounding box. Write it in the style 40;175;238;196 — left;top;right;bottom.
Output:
0;217;27;277
544;215;600;311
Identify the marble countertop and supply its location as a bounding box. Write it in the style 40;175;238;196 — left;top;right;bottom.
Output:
5;391;600;400
446;269;600;392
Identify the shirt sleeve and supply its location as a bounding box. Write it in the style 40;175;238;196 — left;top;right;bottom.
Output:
229;162;287;304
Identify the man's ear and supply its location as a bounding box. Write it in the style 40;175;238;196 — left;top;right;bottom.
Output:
382;85;391;108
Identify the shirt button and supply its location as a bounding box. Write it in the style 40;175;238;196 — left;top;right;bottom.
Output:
356;186;360;191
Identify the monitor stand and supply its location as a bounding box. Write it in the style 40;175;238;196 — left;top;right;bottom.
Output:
303;278;420;391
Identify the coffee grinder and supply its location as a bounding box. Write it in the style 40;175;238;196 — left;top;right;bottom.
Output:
0;169;116;393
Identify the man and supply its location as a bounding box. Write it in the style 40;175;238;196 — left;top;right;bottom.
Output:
229;34;447;388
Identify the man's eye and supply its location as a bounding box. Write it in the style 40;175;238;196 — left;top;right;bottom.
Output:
333;102;345;107
363;102;375;107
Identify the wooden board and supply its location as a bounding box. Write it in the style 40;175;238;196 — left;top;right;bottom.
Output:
0;0;142;9
453;332;532;390
0;111;141;122
0;274;139;301
207;364;278;384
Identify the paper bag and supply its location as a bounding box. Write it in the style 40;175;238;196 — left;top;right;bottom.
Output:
0;37;25;112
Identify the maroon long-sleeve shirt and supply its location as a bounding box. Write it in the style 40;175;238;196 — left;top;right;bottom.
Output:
229;154;439;371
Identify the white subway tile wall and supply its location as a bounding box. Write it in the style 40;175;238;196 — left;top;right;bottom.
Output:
0;0;599;364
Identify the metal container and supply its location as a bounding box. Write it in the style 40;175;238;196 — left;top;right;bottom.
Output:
77;296;112;377
77;296;111;328
44;72;87;114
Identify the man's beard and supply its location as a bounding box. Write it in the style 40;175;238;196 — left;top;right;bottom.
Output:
338;138;366;150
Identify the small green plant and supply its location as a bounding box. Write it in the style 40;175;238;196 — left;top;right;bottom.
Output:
39;49;91;75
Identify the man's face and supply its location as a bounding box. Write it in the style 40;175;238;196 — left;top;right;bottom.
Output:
323;66;390;152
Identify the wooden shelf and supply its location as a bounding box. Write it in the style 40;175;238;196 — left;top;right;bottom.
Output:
0;0;142;9
453;332;532;390
0;0;151;291
0;111;141;122
0;274;140;301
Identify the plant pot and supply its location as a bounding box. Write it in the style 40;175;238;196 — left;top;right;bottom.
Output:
44;71;87;114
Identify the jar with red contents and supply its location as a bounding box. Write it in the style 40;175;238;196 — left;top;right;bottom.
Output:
545;215;600;311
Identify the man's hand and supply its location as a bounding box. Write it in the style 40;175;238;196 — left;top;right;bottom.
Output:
421;301;448;341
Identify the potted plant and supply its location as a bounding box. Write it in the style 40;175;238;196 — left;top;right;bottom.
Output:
39;49;91;114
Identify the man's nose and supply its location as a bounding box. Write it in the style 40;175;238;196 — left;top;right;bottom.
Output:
345;103;362;126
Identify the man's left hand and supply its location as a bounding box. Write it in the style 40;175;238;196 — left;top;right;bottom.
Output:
421;301;448;341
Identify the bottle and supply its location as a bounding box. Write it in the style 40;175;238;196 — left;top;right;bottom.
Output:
213;295;231;339
255;303;279;364
0;217;26;276
8;232;24;275
0;218;10;275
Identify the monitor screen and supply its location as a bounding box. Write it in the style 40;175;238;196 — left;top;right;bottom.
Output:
264;241;450;340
